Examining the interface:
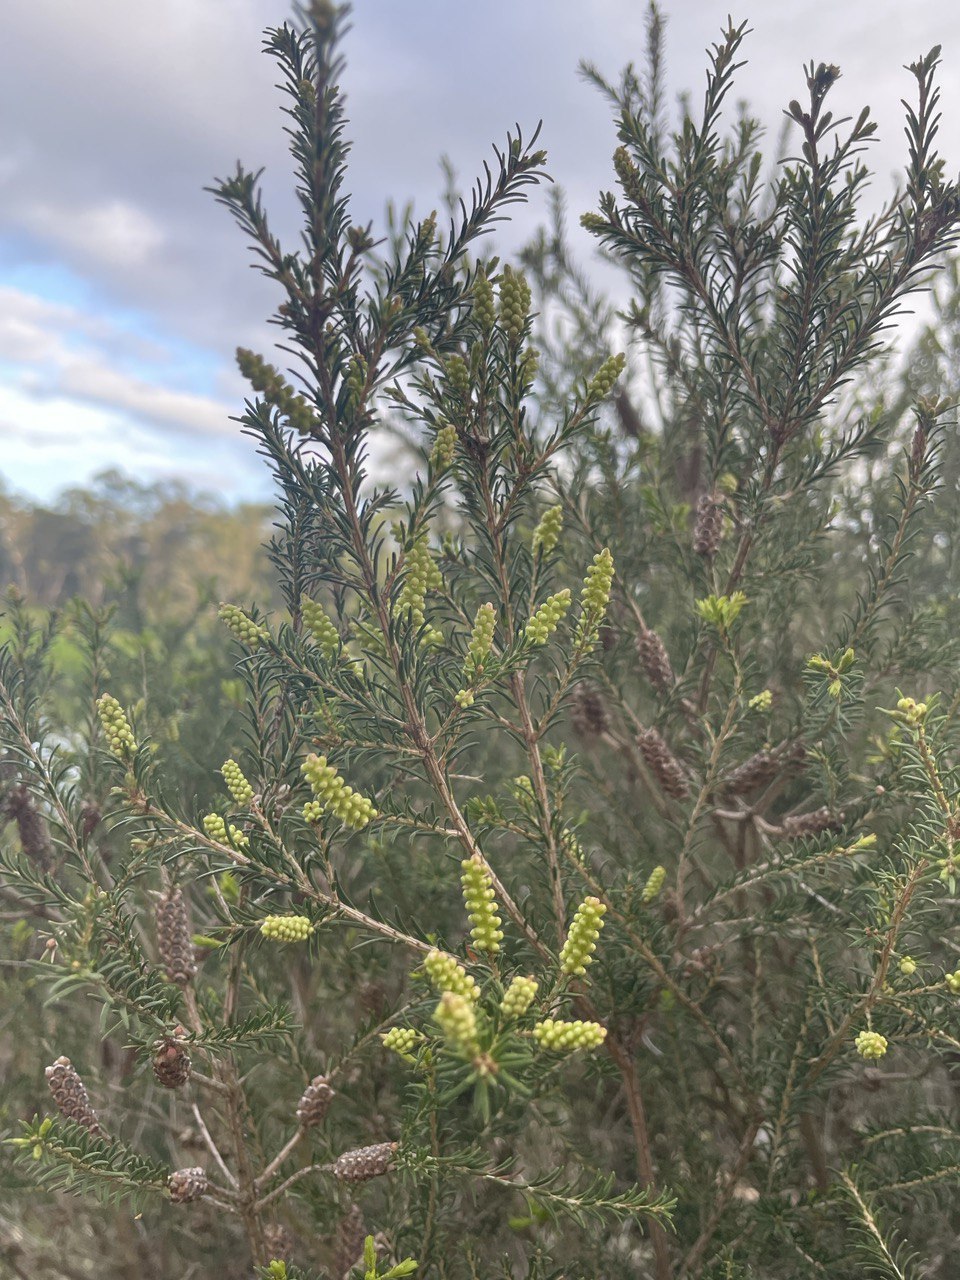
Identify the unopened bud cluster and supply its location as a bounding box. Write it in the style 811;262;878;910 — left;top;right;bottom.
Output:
524;589;571;645
396;534;443;636
219;603;268;649
221;759;254;806
456;603;497;707
260;914;313;943
472;270;496;332
423;949;480;1001
96;694;136;758
381;1027;420;1057
576;549;614;645
533;1018;607;1052
301;753;376;829
460;856;504;954
641;865;666;903
854;1030;888;1060
430;423;458;471
434;990;480;1056
560;896;607;976
300;597;340;661
203;813;249;850
236;347;314;434
501;975;538;1019
532;504;563;556
498;264;531;343
586;352;625;401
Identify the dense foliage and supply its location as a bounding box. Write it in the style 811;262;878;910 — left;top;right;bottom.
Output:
3;4;960;1277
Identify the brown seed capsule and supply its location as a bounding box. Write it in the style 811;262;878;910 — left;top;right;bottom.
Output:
45;1056;103;1136
332;1204;366;1279
780;806;844;839
636;627;675;694
296;1075;335;1128
693;491;723;558
636;728;689;800
2;785;53;868
152;1028;192;1089
156;888;196;987
330;1141;397;1183
721;740;806;797
571;684;609;738
168;1166;208;1204
264;1223;295;1262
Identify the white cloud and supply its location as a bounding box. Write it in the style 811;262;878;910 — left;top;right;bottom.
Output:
25;199;165;270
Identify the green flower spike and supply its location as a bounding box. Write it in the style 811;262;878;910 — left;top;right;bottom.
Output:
397;533;443;631
498;264;531;344
641;865;666;904
524;589;571;645
532;504;563;556
221;759;254;807
472;270;496;332
236;347;314;434
460;856;504;955
430;423;458;471
854;1030;888;1060
576;548;614;643
381;1027;421;1058
533;1018;607;1052
300;597;340;661
202;813;250;851
96;693;136;758
260;915;312;942
586;352;625;401
559;896;607;976
301;753;376;830
423;949;480;1002
434;991;480;1057
219;603;269;649
500;975;539;1019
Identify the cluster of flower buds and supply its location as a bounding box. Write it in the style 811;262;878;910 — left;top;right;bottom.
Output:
586;352;626;402
221;759;254;806
260;915;313;943
301;753;376;829
748;688;773;713
576;549;614;644
854;1030;888;1060
434;990;481;1057
396;533;443;640
945;970;960;994
500;975;539;1020
532;504;563;556
96;693;136;758
423;949;480;1001
560;896;607;976
460;856;504;954
300;596;341;661
641;865;666;904
202;812;249;850
218;603;269;649
498;264;531;343
456;603;497;707
899;956;917;976
236;347;314;434
524;589;571;645
444;353;470;396
381;1027;421;1058
533;1018;607;1052
430;423;458;471
472;269;496;332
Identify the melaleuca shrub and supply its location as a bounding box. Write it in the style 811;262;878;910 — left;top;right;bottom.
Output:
3;6;960;1280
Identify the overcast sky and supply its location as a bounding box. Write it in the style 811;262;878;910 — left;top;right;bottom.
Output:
1;0;958;505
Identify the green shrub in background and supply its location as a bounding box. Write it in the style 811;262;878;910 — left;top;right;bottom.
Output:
3;3;960;1277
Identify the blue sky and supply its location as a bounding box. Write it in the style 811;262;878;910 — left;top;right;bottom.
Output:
1;0;958;506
